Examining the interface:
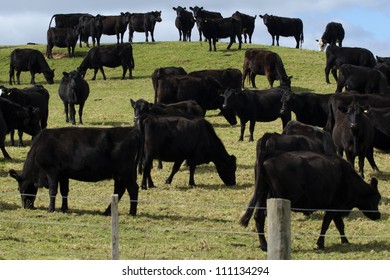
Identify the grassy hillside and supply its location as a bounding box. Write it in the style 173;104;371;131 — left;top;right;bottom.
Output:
0;41;389;260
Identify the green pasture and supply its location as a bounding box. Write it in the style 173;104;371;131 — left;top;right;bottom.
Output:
0;41;388;260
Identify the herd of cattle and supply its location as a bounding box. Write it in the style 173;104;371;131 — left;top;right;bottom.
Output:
0;6;388;252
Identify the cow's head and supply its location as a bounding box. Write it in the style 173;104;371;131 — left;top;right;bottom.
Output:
280;75;292;88
360;177;381;220
259;14;272;26
130;98;152;129
152;11;162;23
173;6;186;18
216;155;237;186
221;88;238;125
189;6;203;18
9;169;38;210
316;38;327;51
280;90;295;115
43;69;55;84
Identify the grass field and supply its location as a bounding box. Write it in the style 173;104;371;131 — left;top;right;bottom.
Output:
0;41;389;260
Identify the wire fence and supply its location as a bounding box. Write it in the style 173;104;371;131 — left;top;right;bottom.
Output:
0;191;389;259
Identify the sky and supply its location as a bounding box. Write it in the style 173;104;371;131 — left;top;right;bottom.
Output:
0;0;389;56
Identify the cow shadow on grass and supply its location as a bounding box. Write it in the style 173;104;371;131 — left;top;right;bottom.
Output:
302;240;390;255
140;211;231;224
87;121;132;126
0;200;19;211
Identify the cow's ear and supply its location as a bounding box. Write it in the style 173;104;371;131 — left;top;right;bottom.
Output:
63;72;69;77
259;15;264;18
130;99;136;108
316;39;319;42
9;169;22;183
370;177;378;190
172;7;176;11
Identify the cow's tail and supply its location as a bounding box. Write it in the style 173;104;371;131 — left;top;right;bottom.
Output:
48;14;57;29
300;32;304;48
240;133;272;227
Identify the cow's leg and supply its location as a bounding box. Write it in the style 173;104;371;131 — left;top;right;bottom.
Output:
9;66;15;85
99;67;107;80
103;179;126;216
92;68;98;80
69;103;76;125
141;157;154;189
121;65;127;80
207;39;212;52
249;121;256;142
333;214;349;245
250;72;257;88
16;70;22;85
59;177;69;213
165;160;184;184
358;154;365;178
188;164;197;186
316;211;333;249
227;36;234;49
63;102;70;123
365;146;379;172
198;30;202;42
126;180;139;216
271;35;275;46
331;67;338;82
254;201;267;251
0;133;11;159
212;38;217;52
78;103;85;124
276;35;280;46
145;31;149;42
47;175;59;212
9;129;15;146
29;71;35;85
239;120;246;141
295;36;300;49
17;130;24;147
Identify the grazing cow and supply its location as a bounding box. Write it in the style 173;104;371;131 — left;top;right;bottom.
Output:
9;49;55;85
324;45;376;84
128;11;162;42
316;22;345;51
140;115;236;189
336;64;390;94
259;14;304;49
9;126;143;215
0;98;41;159
151;66;187;100
240;150;381;251
282;120;337;155
173;6;195;42
49;13;92;28
78;43;134;80
242;48;292;88
189;6;223;41
196;17;242;51
78;14;103;47
46;27;80;58
280;91;332;127
58;70;90;125
189;68;242;90
232;11;256;44
331;101;378;177
155;74;224;114
222;87;291;141
0;85;49;146
101;13;131;44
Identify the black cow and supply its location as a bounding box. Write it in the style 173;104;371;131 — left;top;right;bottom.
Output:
46;27;80;58
9;49;55;85
232;11;256;44
375;61;390;86
316;22;345;51
242;48;292;88
173;6;195;42
222;87;291;141
196;17;242;52
259;14;304;49
336;64;390;94
58;70;90;125
128;11;162;42
282;120;337;155
78;43;134;80
101;13;131;44
331;101;378;177
0;85;49;146
324;45;376;84
151;66;187;100
78;14;103;47
140;115;236;189
189;6;223;41
280;91;332;127
189;68;242;90
240;150;381;251
9;126;143;215
155;74;224;113
49;13;92;28
0;98;41;159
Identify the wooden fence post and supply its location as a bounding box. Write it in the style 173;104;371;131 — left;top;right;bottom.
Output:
267;198;291;260
111;194;119;260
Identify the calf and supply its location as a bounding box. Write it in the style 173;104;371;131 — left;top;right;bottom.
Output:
101;13;131;44
280;91;331;127
336;64;390;94
140;115;236;189
316;22;345;51
242;48;291;88
331;101;378;177
128;11;162;42
78;43;134;80
173;6;195;41
222;87;291;141
259;14;304;48
196;17;242;52
9;49;55;85
232;11;256;44
0;98;41;159
58;70;90;125
46;27;80;58
9;126;143;215
240;151;381;251
324;45;376;84
0;85;49;146
189;6;223;41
